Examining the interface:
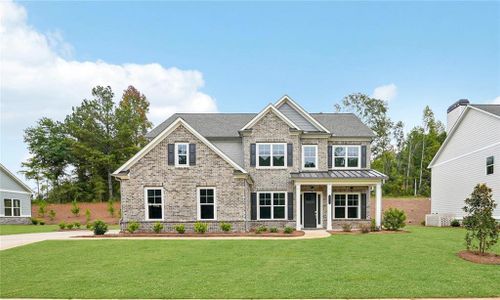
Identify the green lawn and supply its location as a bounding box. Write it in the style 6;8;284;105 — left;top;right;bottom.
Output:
0;226;498;298
0;224;120;235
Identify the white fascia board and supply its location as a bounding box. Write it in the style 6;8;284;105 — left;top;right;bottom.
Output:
240;104;301;131
0;164;33;193
113;117;247;175
275;95;331;133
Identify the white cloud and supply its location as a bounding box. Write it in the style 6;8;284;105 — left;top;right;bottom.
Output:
491;96;500;104
371;83;397;102
0;0;217;175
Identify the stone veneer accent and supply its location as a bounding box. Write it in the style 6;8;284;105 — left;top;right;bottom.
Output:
0;217;31;224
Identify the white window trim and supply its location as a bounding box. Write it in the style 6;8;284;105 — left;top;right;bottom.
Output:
486;156;494;175
257;191;287;220
175;143;190;167
256;143;287;169
302;145;318;170
332;192;361;220
3;198;21;217
332;145;361;169
144;187;165;221
197;187;217;221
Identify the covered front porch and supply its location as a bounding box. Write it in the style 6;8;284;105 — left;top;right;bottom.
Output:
291;169;387;231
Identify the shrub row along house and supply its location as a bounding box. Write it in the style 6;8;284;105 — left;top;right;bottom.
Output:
113;96;387;232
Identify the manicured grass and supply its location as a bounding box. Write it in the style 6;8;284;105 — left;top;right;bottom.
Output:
0;224;59;235
0;226;498;298
0;224;120;235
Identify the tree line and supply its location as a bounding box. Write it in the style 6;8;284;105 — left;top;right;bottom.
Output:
22;86;152;202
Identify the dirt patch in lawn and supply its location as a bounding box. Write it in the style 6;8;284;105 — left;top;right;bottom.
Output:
328;230;409;235
32;202;120;225
372;197;430;225
76;231;305;238
457;250;500;265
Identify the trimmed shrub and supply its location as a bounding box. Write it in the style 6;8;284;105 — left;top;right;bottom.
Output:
30;218;39;225
382;208;407;231
66;223;74;230
269;227;278;233
127;221;140;233
70;200;80;217
450;219;461;227
86;222;92;229
73;222;81;229
48;209;56;221
58;222;66;230
342;223;352;232
153;222;164;233
420;220;426;226
174;224;185;234
284;226;294;234
255;225;267;234
360;224;370;234
92;220;108;235
39;220;45;225
194;222;208;234
370;219;379;231
219;222;232;232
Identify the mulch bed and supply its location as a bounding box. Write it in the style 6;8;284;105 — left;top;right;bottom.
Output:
457;250;500;265
74;231;305;238
328;230;410;235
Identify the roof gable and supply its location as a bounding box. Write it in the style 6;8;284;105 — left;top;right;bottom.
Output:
240;104;300;131
275;95;330;133
0;164;33;193
113;118;247;176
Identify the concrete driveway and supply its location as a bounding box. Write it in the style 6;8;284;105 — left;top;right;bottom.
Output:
1;230;96;251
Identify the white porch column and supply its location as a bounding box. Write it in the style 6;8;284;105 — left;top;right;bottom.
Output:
295;183;301;231
375;182;382;228
326;183;332;230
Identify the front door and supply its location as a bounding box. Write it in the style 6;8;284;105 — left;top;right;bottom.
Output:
303;193;317;228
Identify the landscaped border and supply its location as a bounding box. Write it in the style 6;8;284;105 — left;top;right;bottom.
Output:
457;250;500;265
328;230;409;235
75;231;305;238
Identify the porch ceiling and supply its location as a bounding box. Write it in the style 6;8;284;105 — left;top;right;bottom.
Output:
291;169;388;180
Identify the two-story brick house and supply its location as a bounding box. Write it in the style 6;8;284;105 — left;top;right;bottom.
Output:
113;96;387;232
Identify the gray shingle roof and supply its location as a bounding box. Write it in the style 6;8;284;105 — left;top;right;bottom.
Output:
470;104;500;117
146;112;374;139
291;169;387;179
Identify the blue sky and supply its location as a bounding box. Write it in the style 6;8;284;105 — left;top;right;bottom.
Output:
1;0;499;181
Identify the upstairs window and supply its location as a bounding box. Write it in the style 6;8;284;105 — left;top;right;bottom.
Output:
486;156;494;175
257;143;286;168
198;188;216;220
145;188;163;220
302;145;318;169
333;146;360;168
4;199;20;217
175;143;189;166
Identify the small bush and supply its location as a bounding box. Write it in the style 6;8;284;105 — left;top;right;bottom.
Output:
70;200;80;217
450;219;461;227
85;209;91;224
153;222;164;233
66;223;74;230
174;224;185;234
360;224;370;234
30;218;39;225
342;223;352;232
127;221;140;233
269;227;278;233
73;222;81;229
58;222;66;230
194;222;208;234
420;220;426;226
48;209;56;221
107;200;115;217
284;226;294;234
92;220;108;235
38;220;45;225
86;222;92;229
255;225;267;234
382;208;407;231
220;222;232;232
370;219;379;231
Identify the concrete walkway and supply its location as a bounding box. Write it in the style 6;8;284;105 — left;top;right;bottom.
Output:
1;229;330;250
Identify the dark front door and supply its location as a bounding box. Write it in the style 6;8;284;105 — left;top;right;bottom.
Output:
303;193;317;228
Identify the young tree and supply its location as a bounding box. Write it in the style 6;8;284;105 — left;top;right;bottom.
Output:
462;184;498;255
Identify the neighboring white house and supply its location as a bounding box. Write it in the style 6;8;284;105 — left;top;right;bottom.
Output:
427;100;500;226
0;163;33;224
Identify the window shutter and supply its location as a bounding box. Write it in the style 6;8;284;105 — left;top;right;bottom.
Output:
189;144;196;165
361;145;367;168
287;192;294;220
287;143;293;167
251;193;257;220
250;144;256;167
328;145;333;169
361;193;367;219
167;144;175;165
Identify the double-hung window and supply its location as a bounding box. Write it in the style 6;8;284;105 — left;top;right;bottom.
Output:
302;145;318;169
333;193;360;219
258;192;286;219
333;146;360;168
198;188;216;220
175;143;189;166
486;156;494;175
145;188;163;220
257;143;286;168
4;199;20;217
